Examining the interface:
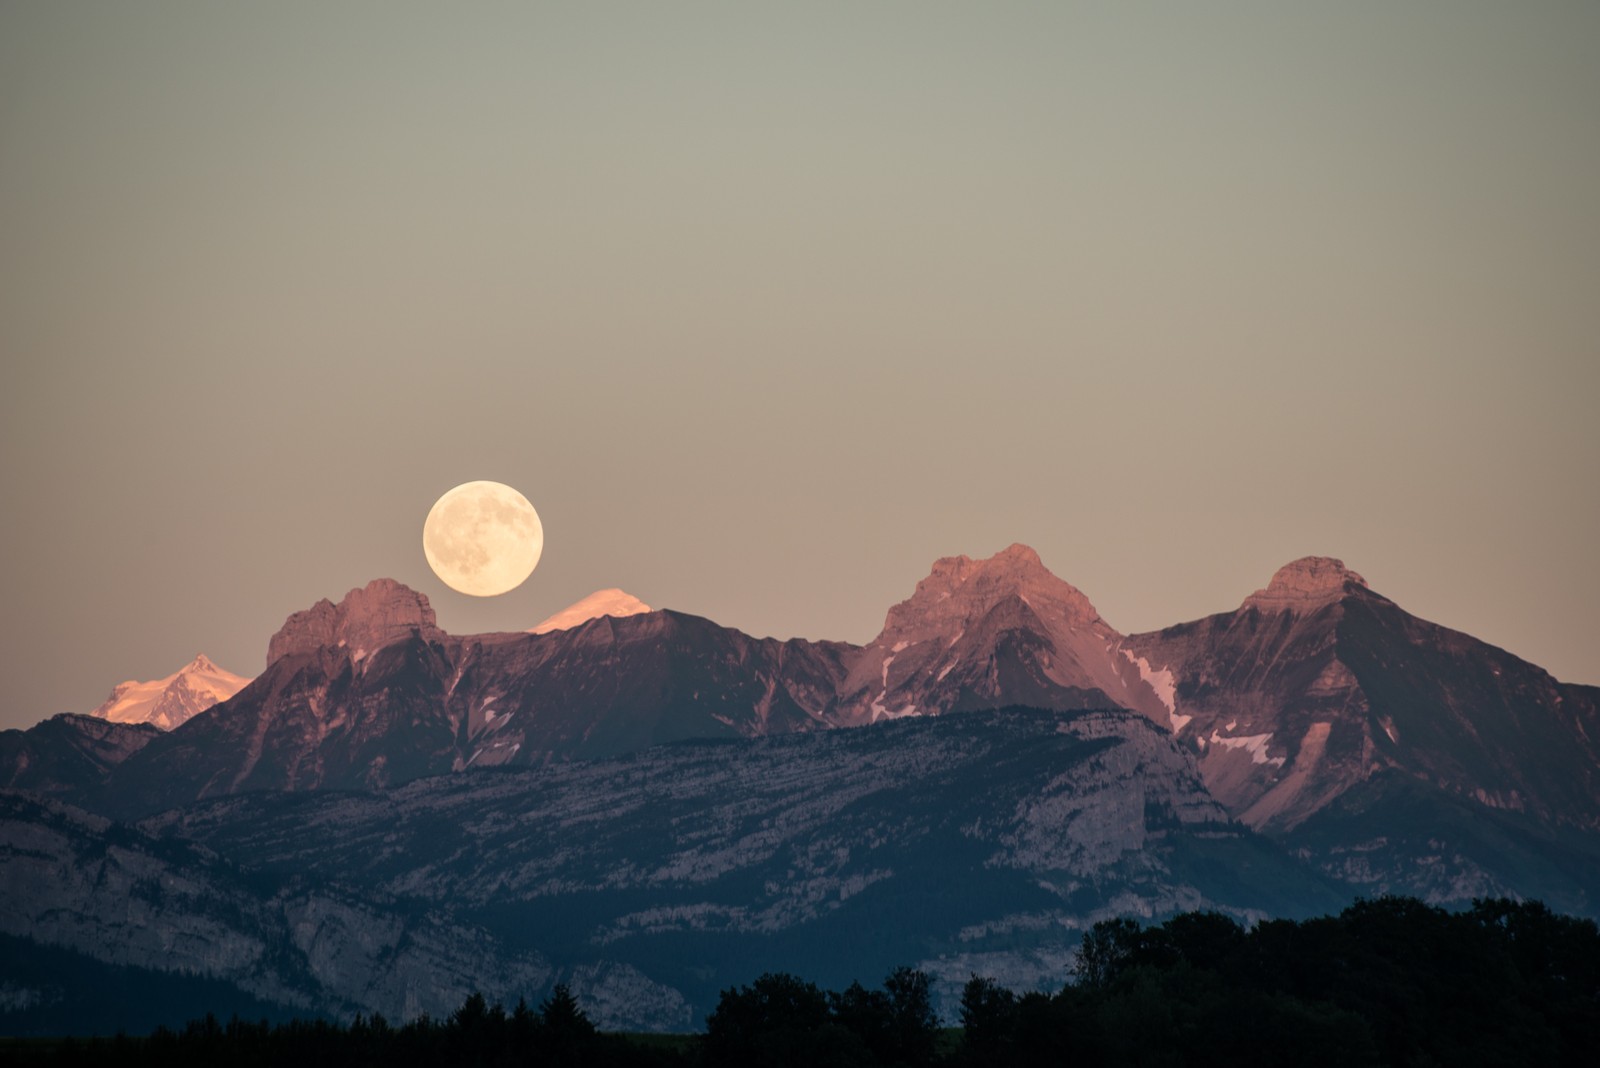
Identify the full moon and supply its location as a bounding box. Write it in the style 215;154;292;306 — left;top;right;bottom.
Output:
422;481;544;597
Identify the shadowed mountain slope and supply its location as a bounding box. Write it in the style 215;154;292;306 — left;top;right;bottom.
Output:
129;708;1340;1025
0;714;160;803
100;581;854;818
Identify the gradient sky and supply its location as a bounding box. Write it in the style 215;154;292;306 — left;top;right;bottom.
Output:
3;2;1597;731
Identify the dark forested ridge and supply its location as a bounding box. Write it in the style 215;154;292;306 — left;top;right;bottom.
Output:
6;896;1596;1067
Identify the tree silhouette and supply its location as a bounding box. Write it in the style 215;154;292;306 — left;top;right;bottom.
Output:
882;966;938;1066
958;975;1016;1066
1073;916;1140;988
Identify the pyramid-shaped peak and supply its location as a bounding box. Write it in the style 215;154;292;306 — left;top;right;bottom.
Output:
1244;556;1369;614
879;543;1104;646
266;579;443;666
89;654;252;730
531;589;653;635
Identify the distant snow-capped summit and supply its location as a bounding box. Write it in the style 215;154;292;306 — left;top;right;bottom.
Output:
89;653;251;731
531;589;652;634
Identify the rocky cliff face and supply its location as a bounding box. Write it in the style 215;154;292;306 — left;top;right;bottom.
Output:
837;544;1174;727
265;579;445;666
0;793;558;1024
1240;556;1369;614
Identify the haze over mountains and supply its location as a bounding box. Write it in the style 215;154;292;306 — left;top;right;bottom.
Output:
3;545;1597;1030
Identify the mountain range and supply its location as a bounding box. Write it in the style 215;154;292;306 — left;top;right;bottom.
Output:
2;545;1596;1030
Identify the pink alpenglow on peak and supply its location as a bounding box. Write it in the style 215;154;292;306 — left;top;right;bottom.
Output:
531;589;653;634
265;579;444;666
878;542;1104;645
1243;557;1369;614
839;543;1174;727
89;653;252;731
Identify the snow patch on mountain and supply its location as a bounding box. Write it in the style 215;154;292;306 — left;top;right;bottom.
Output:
531;589;651;634
1207;729;1285;767
1121;649;1184;731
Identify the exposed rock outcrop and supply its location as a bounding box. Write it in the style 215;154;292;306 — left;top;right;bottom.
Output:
836;544;1173;726
1242;556;1368;614
0;793;553;1023
265;579;444;666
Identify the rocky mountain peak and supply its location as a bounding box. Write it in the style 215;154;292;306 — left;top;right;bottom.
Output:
1242;556;1369;614
878;543;1102;646
837;544;1174;725
265;578;444;666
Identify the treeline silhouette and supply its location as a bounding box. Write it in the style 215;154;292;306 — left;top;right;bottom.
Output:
13;897;1598;1067
20;986;661;1068
959;896;1599;1068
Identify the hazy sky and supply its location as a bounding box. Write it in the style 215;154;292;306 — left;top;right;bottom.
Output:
3;2;1597;730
